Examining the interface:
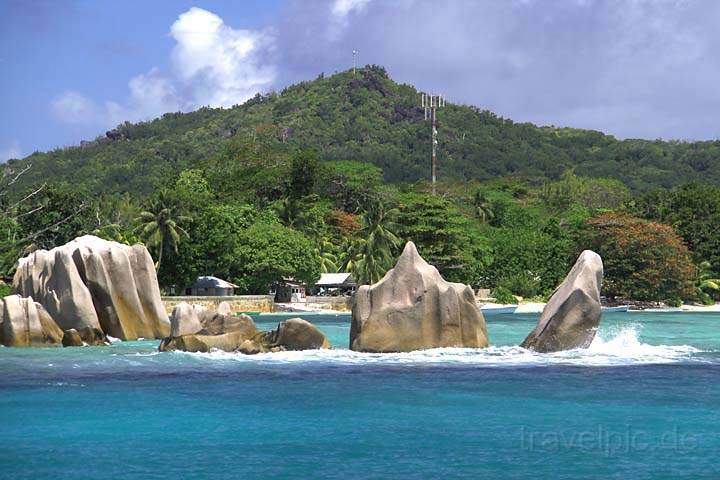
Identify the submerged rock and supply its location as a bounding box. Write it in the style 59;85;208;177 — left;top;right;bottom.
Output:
12;235;170;340
520;250;603;353
0;294;63;347
350;241;489;352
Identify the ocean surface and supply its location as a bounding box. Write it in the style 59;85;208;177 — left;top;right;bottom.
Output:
1;311;719;479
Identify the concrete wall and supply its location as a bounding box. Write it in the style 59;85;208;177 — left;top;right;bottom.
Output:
161;295;274;315
304;296;353;311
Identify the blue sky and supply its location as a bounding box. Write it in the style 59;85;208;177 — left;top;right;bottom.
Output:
3;0;720;161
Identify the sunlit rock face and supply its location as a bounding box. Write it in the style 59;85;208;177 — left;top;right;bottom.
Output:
521;250;603;353
0;294;64;347
13;235;170;340
170;302;202;337
159;317;329;354
350;241;489;353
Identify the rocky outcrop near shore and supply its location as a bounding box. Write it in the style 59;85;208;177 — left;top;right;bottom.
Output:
521;250;603;353
350;241;489;352
170;303;202;337
159;315;330;354
0;295;64;347
12;235;170;341
61;327;109;347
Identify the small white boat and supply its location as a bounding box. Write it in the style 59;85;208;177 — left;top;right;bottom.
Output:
479;304;518;314
601;306;630;312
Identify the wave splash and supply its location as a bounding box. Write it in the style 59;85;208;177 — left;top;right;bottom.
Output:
178;326;707;367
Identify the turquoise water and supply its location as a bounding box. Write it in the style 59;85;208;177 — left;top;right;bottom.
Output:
1;312;719;479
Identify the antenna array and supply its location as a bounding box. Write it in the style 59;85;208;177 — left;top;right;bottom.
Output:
420;93;445;194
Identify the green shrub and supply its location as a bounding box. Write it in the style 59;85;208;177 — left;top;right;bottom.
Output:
492;286;516;304
497;272;541;298
666;298;683;308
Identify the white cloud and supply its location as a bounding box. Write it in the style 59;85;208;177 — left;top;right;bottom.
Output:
327;0;372;40
331;0;372;19
52;7;276;129
170;7;276;108
0;140;22;162
51;91;99;124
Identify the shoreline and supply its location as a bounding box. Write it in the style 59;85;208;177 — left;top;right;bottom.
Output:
270;301;720;315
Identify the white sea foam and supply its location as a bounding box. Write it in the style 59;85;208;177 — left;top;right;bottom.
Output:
176;326;707;367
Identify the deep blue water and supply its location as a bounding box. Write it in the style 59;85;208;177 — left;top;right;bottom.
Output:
1;312;719;479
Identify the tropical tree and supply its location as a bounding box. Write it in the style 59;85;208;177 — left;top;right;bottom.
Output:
134;194;190;270
473;190;495;224
583;213;696;302
343;200;401;285
315;239;339;274
696;261;720;305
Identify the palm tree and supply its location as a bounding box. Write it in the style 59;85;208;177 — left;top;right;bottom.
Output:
347;201;401;285
315;239;339;274
696;261;720;304
134;197;190;270
473;190;494;224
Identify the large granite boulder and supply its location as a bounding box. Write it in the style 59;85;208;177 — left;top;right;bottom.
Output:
158;317;330;354
239;318;331;354
0;295;63;347
350;242;489;352
170;302;202;337
12;235;170;340
199;312;256;336
275;318;330;350
521;250;603;353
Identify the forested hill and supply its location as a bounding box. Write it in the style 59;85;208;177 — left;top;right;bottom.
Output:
7;64;720;196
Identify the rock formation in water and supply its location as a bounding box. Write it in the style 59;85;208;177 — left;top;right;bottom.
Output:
350;241;489;352
159;316;330;354
0;295;63;347
12;235;170;341
199;312;256;336
239;318;331;354
520;250;603;353
170;302;202;337
61;327;109;347
217;301;232;316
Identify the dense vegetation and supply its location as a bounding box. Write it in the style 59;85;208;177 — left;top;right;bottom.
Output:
2;65;720;304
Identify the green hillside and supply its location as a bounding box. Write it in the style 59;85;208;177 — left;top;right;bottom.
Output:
7;65;720;197
2;65;720;305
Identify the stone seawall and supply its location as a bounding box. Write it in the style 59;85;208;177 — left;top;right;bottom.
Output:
304;296;353;312
161;296;274;315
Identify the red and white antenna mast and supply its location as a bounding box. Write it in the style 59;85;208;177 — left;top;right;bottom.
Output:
421;93;445;195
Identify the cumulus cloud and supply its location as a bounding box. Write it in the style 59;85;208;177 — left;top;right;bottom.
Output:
52;7;276;129
170;7;276;108
0;141;22;162
50;1;720;139
276;0;720;140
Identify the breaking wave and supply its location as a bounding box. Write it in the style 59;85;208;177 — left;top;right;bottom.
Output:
178;326;709;367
